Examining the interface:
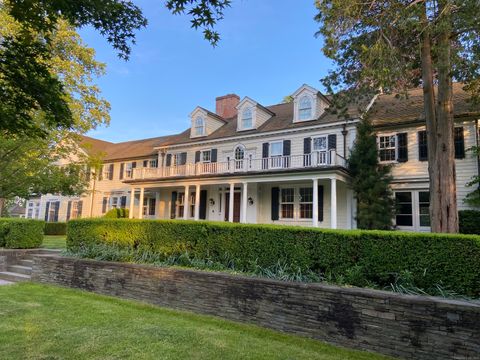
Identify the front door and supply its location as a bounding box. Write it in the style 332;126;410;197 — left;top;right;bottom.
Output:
224;192;241;222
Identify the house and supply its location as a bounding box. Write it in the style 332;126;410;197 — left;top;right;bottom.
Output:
25;84;480;232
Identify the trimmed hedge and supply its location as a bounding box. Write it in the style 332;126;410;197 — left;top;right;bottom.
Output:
459;210;480;235
0;218;44;248
104;208;129;219
44;222;67;236
67;219;480;297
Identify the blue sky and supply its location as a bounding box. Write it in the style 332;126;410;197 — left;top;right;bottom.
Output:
81;0;332;143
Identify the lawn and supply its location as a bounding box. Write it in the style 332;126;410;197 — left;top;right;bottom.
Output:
41;235;66;249
0;283;392;360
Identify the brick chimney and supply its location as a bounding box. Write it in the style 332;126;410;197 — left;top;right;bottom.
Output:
216;94;240;119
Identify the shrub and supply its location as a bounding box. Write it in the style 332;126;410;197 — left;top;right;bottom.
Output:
0;218;44;248
104;208;129;219
459;210;480;234
67;219;480;297
44;222;67;235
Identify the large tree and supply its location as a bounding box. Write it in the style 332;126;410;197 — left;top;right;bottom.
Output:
316;0;480;233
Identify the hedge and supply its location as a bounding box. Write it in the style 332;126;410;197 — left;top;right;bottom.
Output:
104;208;129;218
459;210;480;235
0;218;44;248
67;219;480;297
44;222;67;236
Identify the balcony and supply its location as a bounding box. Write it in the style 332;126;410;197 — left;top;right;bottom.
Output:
129;150;346;180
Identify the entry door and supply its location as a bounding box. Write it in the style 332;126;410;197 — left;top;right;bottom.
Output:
224;192;241;222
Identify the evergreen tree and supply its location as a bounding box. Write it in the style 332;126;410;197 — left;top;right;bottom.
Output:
348;117;395;230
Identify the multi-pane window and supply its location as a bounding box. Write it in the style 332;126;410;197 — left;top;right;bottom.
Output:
313;136;327;151
189;192;196;217
379;135;396;162
125;163;133;178
177;192;185;218
103;164;112;179
242;108;253;129
194;117;205;136
395;192;413;226
270;141;283;157
202;150;211;163
299;187;313;219
143;198;156;216
71;201;80;219
299;95;312;120
149;159;158;168
280;188;294;219
111;197;118;209
418;192;430;227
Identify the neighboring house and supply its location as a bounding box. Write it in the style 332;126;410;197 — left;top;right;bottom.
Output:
26;84;480;231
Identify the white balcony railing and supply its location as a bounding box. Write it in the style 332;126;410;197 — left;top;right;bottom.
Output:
130;150;345;180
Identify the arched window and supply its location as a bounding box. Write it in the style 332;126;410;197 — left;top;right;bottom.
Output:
194;117;205;136
234;145;245;160
241;108;253;129
299;95;312;120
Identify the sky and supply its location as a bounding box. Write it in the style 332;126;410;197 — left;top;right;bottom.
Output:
81;0;332;143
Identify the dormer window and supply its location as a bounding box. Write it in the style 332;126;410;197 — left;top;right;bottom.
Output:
194;117;205;136
299;95;312;121
241;108;253;129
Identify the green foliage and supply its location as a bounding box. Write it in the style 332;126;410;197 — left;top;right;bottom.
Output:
44;222;67;236
67;219;480;297
459;210;480;234
104;208;129;219
464;146;480;207
0;218;44;248
348;118;395;229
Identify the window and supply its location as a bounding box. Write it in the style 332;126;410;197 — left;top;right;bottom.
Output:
143;198;156;216
149;159;158;168
71;201;80;219
125;163;133;178
299;187;313;219
418;192;430;227
234;145;245;170
104;164;112;179
395;192;413;226
189;192;196;218
379;135;396;162
27;208;33;219
280;188;294;219
202;150;211;163
177;192;185;218
270;141;283;157
299;95;312;120
194;117;205;136
241;108;253;129
111;197;118;209
313;136;327;151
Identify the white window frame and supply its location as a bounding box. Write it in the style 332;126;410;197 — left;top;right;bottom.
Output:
280;188;295;220
103;164;112;179
241;107;253;130
111;197;119;209
378;134;397;163
202;149;212;163
270;141;283;157
177;192;185;218
194;117;206;136
299;187;313;219
312;136;328;152
394;190;431;232
125;162;133;178
298;95;313;121
149;159;158;168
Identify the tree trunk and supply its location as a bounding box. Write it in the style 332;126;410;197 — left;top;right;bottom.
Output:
420;2;458;233
0;198;5;217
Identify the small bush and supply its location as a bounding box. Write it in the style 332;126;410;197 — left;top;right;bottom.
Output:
67;219;480;297
104;208;129;219
459;210;480;234
0;218;44;248
44;222;67;235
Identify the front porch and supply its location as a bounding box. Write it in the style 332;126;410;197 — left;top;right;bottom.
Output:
126;172;355;229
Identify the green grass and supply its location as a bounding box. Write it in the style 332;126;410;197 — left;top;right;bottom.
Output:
41;235;66;249
0;283;392;360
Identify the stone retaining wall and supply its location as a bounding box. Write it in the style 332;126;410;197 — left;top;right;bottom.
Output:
31;254;480;360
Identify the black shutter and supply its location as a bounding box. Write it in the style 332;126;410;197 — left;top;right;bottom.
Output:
318;185;324;222
44;202;50;221
77;201;83;218
98;165;103;180
170;191;177;219
53;202;59;222
283;140;291;156
195;151;201;163
418;131;428;161
454;127;465;159
143;160;148;167
328;134;337;150
262;143;269;158
271;187;280;221
119;163;125;180
166;154;172;166
199;190;208;220
120;196;127;208
102;197;108;213
132;162;137;169
109;164;114;180
66;201;72;221
211;149;218;163
304;137;311;154
181;152;187;165
397;133;408;162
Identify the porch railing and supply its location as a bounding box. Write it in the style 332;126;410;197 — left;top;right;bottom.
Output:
131;150;345;180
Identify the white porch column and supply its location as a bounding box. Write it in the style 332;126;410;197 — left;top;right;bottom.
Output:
138;187;144;219
330;177;337;229
184;184;190;220
241;182;248;223
228;183;234;223
312;178;319;227
194;184;201;220
155;191;161;219
129;187;135;219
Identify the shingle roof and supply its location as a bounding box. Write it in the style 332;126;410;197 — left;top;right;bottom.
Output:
369;83;479;128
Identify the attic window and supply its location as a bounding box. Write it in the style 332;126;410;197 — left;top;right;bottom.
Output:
241;108;253;129
194;117;205;136
299;95;312;121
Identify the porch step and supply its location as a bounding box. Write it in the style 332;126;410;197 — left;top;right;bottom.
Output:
0;271;30;282
7;265;32;276
18;259;34;267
